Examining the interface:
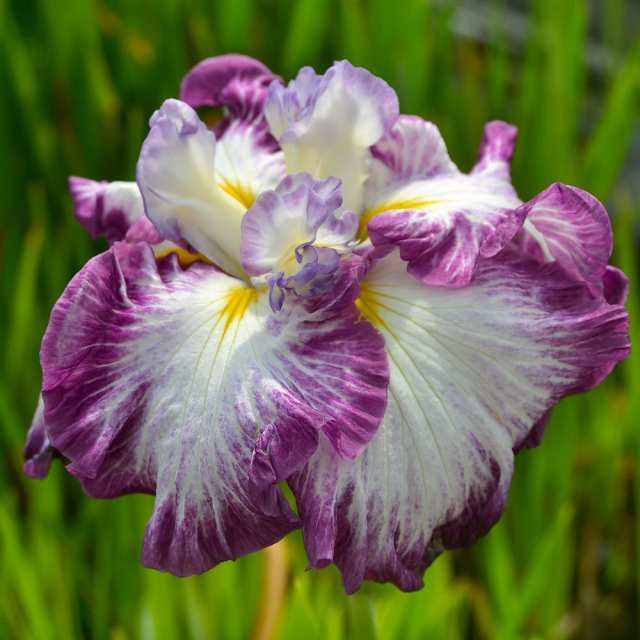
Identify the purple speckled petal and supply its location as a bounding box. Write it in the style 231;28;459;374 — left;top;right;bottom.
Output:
368;115;457;189
265;60;399;213
363;120;523;287
515;183;613;296
291;248;629;593
40;241;388;575
23;396;55;479
69;178;146;244
180;54;280;145
472;120;518;178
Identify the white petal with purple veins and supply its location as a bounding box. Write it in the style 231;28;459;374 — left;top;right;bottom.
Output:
292;249;629;593
40;243;388;575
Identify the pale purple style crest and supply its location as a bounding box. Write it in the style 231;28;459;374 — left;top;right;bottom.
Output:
25;54;630;593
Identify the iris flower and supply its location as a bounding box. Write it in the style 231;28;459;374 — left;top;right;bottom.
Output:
24;55;630;593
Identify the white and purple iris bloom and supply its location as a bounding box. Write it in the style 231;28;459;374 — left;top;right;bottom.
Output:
24;55;630;593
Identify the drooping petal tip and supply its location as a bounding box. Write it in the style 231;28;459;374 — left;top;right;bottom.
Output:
23;396;55;479
180;54;279;119
69;177;145;244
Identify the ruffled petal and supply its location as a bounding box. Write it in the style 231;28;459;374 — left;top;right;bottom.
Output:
69;178;146;244
291;249;629;593
367;115;458;189
137;99;254;278
362;120;523;287
40;242;388;575
23;396;55;479
180;54;279;139
265;61;399;213
516;183;613;296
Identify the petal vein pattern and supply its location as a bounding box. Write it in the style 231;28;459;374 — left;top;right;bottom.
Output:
291;250;629;593
40;243;388;576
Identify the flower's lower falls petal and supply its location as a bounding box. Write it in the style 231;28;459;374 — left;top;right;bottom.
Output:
362;121;523;287
290;249;629;593
515;183;613;296
265;60;399;213
180;54;280;146
23;396;56;479
40;241;388;575
69;178;146;244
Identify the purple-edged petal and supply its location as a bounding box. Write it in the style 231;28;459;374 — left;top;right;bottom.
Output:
40;241;387;575
23;396;55;479
368;115;457;189
180;54;279;134
362;120;523;287
265;61;399;213
137;99;254;277
516;183;613;296
291;249;629;593
69;178;145;244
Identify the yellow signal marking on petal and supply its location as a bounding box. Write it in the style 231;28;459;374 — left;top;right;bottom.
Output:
154;246;212;267
357;198;442;242
218;286;261;345
218;180;257;209
355;285;385;329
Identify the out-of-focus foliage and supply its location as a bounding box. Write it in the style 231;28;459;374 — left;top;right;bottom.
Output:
0;1;638;638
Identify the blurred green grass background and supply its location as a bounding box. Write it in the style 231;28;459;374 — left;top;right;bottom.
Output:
1;0;639;638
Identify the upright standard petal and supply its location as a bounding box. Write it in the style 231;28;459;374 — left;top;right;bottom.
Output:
362;120;523;287
516;183;613;296
291;249;629;593
265;61;399;213
137;99;253;278
69;177;145;244
40;242;388;575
